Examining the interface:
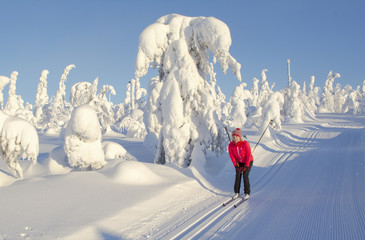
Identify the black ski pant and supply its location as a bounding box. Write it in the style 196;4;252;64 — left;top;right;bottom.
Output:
234;161;253;195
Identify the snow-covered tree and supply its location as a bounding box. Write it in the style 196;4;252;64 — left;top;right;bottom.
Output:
70;81;95;108
91;84;116;134
258;91;284;137
4;71;24;115
319;71;341;113
143;76;163;135
307;75;320;113
64;104;106;170
346;86;361;115
135;14;241;167
251;77;259;107
134;78;147;109
34;70;49;123
0;110;39;178
257;69;273;107
116;108;147;138
0;76;10;109
360;80;365;115
226;82;252;128
283;80;305;123
44;64;75;134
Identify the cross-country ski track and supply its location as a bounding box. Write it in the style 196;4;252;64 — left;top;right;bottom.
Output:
124;113;365;240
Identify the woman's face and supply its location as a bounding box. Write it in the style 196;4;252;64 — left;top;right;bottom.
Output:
233;135;240;143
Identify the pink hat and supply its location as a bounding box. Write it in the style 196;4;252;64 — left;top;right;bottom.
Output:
232;128;241;138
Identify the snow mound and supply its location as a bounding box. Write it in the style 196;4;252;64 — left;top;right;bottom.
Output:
0;171;17;187
102;141;136;161
143;132;159;153
108;161;163;185
45;146;71;174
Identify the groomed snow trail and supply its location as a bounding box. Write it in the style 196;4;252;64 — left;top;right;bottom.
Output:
141;114;365;240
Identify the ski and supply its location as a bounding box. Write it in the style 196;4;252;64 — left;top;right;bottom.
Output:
222;197;236;206
234;198;248;208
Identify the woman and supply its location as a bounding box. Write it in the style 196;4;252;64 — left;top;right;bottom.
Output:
228;128;253;200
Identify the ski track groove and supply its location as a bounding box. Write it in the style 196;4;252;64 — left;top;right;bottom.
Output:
160;197;241;240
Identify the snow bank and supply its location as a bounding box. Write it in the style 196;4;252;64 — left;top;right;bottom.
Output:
45;146;71;174
102;141;136;161
107;161;163;185
64;105;106;170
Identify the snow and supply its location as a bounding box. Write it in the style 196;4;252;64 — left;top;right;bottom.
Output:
0;113;364;239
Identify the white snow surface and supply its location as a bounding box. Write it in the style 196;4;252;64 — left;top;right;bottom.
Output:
0;113;365;240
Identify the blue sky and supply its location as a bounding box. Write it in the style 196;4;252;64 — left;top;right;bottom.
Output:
0;0;364;104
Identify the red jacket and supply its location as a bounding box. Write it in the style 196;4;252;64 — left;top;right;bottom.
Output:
228;140;253;168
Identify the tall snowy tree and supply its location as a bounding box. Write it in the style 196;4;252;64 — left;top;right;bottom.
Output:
45;64;75;134
319;71;341;113
251;77;259;107
257;69;273;107
4;71;24;115
34;70;49;123
307;75;320;113
135;14;242;167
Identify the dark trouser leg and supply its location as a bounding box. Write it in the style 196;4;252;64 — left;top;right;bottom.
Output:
243;161;253;195
234;168;242;193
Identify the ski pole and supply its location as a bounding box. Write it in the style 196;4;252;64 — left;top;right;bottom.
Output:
224;126;231;142
252;120;273;154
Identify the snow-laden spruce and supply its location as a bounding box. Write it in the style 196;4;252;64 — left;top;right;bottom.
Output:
33;70;49;124
44;64;75;135
0;110;39;178
225;82;252;128
135;14;242;167
64;104;106;170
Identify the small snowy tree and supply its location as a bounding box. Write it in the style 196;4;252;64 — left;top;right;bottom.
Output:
91;84;116;134
319;71;340;113
0;110;39;178
258;91;284;137
307;76;320;113
282;80;305;123
257;69;274;107
135;14;242;167
4;71;24;115
70;81;95;108
226;82;252;128
64;104;106;170
346;86;361;115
